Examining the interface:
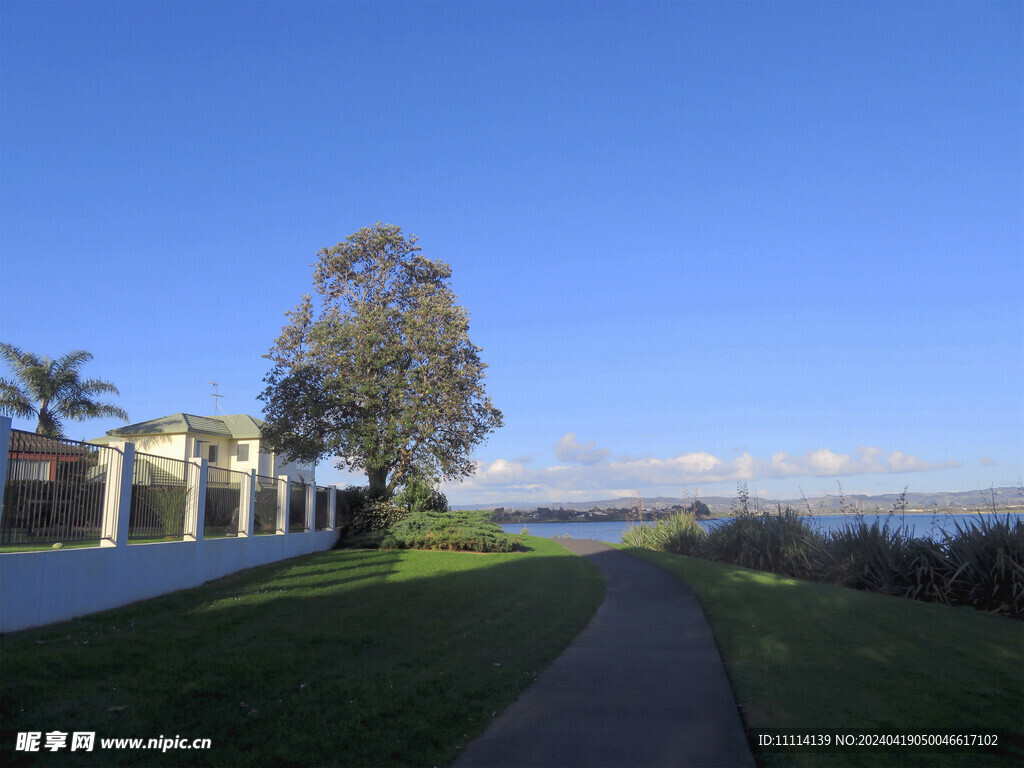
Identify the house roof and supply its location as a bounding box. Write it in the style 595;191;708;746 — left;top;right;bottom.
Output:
9;430;94;456
95;413;267;441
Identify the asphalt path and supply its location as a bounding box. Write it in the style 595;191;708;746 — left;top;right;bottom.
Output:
453;539;756;768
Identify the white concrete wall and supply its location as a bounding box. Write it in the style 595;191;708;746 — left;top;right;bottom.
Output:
0;530;338;633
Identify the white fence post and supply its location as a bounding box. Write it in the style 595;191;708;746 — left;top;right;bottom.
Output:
305;483;315;532
239;469;255;537
185;457;208;541
0;416;10;532
328;486;336;531
100;442;134;548
276;475;289;534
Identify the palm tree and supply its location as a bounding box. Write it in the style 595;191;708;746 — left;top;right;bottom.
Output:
0;344;129;437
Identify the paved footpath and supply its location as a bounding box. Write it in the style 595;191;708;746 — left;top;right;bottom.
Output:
454;540;756;768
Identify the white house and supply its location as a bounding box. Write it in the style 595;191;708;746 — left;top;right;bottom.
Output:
89;413;315;484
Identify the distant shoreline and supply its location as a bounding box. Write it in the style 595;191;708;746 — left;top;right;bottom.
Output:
493;506;1024;525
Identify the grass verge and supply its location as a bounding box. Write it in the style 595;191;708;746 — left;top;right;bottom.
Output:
1;537;604;767
622;547;1023;768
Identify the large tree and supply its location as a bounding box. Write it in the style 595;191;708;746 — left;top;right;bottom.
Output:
0;344;129;437
259;222;503;499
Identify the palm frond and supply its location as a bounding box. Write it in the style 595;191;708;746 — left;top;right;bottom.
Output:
0;378;37;419
0;343;44;375
55;397;129;423
54;349;94;375
78;377;121;396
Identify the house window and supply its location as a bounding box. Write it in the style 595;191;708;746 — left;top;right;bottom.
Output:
193;440;203;458
9;459;49;481
236;444;249;462
208;445;219;463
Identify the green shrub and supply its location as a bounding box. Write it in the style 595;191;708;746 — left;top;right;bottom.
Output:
352;498;407;534
621;512;707;555
658;512;708;555
387;509;522;552
334;485;367;529
394;473;448;515
340;475;446;541
701;509;821;579
812;517;929;597
811;513;1024;617
621;522;663;550
942;513;1024;617
148;486;187;537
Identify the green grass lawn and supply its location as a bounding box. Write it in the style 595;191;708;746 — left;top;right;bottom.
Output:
622;546;1023;768
0;537;604;767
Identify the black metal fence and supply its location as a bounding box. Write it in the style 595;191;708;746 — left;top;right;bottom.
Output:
289;481;307;533
2;432;332;548
254;475;280;535
1;430;112;547
315;486;330;530
130;453;192;541
205;467;244;537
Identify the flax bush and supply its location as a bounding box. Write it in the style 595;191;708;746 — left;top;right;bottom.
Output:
701;509;822;579
659;512;708;555
942;514;1024;617
810;513;1024;617
621;522;663;550
813;517;923;597
621;512;707;555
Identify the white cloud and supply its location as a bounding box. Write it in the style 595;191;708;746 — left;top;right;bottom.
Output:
979;456;997;467
887;450;955;473
554;432;610;465
474;458;531;485
445;443;962;503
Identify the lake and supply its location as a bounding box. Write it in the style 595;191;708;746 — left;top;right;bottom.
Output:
501;512;1023;544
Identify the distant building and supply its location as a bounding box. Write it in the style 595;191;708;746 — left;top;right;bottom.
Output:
89;413;314;483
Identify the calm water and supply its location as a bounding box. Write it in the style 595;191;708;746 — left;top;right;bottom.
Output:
501;512;1023;544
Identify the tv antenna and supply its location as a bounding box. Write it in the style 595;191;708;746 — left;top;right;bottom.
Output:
208;381;225;415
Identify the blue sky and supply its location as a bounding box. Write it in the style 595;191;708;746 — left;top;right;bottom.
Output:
2;1;1021;505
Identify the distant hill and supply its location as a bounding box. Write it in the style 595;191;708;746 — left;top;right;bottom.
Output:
454;487;1024;515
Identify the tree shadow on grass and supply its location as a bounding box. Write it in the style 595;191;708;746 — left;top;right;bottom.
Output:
0;539;603;768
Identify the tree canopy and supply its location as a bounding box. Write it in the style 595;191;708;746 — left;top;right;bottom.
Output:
0;344;129;437
259;222;503;498
689;499;712;518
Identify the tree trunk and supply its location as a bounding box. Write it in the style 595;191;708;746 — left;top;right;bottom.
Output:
36;403;51;435
367;467;390;500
